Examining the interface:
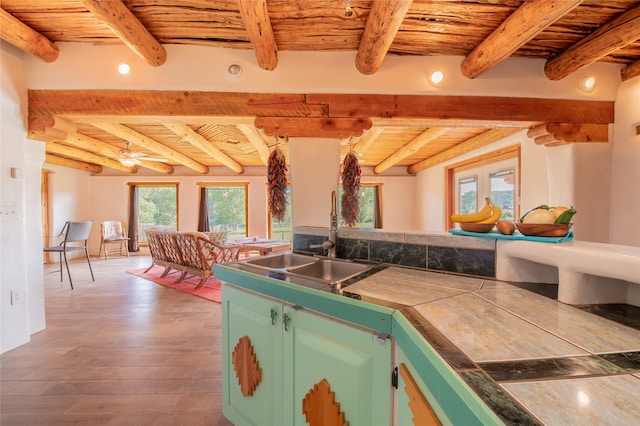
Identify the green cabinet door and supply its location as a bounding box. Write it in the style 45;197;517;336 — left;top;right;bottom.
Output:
222;285;284;426
394;345;448;426
284;306;392;426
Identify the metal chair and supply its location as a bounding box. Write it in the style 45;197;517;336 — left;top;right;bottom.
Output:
99;220;130;260
43;220;95;289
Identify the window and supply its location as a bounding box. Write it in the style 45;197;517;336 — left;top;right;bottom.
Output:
204;183;248;240
446;145;520;228
132;182;179;243
337;183;383;228
268;185;292;241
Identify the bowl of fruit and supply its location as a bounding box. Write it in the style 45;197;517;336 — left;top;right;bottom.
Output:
516;205;576;237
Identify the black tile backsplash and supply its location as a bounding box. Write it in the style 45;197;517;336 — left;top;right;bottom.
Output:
294;232;496;279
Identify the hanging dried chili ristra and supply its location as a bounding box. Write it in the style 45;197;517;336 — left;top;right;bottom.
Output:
341;151;361;227
267;146;288;222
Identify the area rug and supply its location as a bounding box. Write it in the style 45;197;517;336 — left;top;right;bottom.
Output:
127;266;222;303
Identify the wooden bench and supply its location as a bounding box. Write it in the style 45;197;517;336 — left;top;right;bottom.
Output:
496;239;640;306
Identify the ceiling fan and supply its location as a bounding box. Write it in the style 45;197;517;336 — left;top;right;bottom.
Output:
118;141;168;166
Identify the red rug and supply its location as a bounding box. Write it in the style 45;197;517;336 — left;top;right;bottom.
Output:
127;266;222;303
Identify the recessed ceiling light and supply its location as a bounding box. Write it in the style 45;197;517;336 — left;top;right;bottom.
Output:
578;75;596;93
429;71;444;86
226;64;243;79
117;62;132;76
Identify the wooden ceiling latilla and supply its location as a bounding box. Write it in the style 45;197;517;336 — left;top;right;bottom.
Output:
164;123;244;174
374;127;447;174
45;154;102;174
355;0;413;75
91;122;208;174
237;0;277;71
545;4;640;80
79;0;166;67
407;129;521;174
0;8;58;62
527;122;609;147
461;0;582;79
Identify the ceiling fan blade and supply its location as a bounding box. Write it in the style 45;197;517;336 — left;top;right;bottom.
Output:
141;157;169;163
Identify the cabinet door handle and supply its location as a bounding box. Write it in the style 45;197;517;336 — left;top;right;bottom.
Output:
270;308;278;325
283;313;291;331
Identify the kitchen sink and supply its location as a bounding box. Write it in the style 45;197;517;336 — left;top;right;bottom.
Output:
241;253;317;270
238;253;371;286
288;259;371;285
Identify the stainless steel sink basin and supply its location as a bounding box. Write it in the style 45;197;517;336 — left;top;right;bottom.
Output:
241;253;317;270
288;259;371;284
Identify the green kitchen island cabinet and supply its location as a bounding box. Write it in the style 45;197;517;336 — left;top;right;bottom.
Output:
222;284;393;426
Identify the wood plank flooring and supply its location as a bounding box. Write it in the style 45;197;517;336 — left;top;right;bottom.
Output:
1;255;234;425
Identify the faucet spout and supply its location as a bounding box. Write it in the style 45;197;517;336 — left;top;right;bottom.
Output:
328;190;338;257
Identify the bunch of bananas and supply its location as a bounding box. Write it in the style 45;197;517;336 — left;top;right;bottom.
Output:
451;197;502;224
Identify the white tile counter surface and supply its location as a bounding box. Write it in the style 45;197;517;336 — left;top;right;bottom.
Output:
346;267;640;425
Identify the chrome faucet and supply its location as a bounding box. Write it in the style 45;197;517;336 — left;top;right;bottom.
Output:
326;190;338;258
309;190;337;257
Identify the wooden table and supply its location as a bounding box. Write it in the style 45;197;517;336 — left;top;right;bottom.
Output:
235;239;292;256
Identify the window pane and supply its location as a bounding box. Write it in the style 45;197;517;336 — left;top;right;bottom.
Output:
459;177;478;214
270;186;292;241
206;186;247;240
337;185;379;228
490;170;515;220
138;186;177;242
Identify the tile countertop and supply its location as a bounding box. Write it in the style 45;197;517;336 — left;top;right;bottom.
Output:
345;267;640;425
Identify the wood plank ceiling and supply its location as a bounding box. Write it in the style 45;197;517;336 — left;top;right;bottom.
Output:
2;0;639;175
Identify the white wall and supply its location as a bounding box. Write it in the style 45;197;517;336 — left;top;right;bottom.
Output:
610;77;640;246
1;41;46;353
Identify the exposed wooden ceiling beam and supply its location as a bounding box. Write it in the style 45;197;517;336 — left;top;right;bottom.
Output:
255;117;373;138
28;90;323;119
461;0;582;79
374;127;447;174
527;122;609;146
30;116;174;174
544;4;640;80
45;142;137;173
621;59;640;82
91;122;208;174
236;124;270;166
164;123;244;174
237;0;277;71
79;0;166;67
28;90;615;126
0;8;58;62
45;154;103;173
355;0;413;75
407;129;521;174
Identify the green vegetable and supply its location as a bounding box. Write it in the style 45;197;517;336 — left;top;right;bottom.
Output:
519;204;550;223
554;208;577;224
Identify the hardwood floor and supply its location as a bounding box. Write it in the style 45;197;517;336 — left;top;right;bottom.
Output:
1;254;234;425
